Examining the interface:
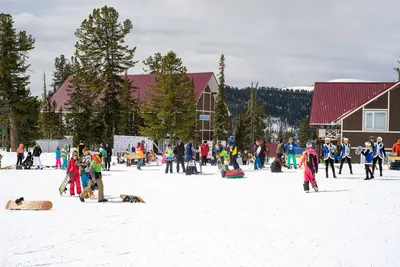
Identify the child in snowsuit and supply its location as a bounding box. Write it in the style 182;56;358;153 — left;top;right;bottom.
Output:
165;145;174;174
66;151;82;196
299;142;319;193
372;136;386;177
55;146;61;169
79;151;107;202
80;148;93;198
361;142;374;180
61;144;68;170
221;160;231;177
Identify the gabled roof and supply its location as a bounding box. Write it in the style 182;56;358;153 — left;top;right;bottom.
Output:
309;82;397;125
50;72;215;111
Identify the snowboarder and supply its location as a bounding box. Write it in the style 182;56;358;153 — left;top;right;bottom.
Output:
361;141;374;180
32;143;43;170
339;138;353;175
372;136;386;177
323;137;336;178
165;144;174;174
284;137;298;169
66;151;82;196
299;142;319;193
79;151;108;202
55;146;61;169
173;140;186;173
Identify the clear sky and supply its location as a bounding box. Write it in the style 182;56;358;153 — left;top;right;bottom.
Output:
2;0;400;96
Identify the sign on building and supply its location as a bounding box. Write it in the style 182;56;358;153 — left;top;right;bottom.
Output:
199;114;210;121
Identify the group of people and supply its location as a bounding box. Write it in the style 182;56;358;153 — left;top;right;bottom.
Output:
15;143;44;170
65;146;108;203
163;140;200;175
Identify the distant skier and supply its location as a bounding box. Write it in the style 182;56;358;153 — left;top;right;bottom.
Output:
32;143;43;170
104;143;112;171
299;142;319;193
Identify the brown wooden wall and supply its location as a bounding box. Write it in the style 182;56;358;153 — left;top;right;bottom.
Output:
365;92;388;109
389;85;400;131
342;109;362;131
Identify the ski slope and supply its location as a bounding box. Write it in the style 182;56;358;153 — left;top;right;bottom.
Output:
0;151;400;267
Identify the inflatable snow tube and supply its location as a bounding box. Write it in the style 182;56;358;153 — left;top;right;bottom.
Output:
225;170;245;179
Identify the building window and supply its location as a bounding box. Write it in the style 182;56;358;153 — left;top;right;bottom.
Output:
364;110;387;131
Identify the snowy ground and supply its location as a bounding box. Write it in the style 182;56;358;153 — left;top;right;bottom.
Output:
1;151;400;267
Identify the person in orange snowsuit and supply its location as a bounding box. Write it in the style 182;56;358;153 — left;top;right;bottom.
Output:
392;139;400;156
16;144;24;166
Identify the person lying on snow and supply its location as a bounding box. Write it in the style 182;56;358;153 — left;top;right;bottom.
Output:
22;152;33;169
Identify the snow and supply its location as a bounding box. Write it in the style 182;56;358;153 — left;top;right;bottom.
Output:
1;150;400;267
281;79;377;92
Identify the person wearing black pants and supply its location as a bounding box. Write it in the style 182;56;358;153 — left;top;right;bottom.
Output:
372;136;386;177
362;142;374;180
322;137;337;178
338;138;353;174
173;140;186;173
165;145;174;174
104;144;112;171
259;141;266;167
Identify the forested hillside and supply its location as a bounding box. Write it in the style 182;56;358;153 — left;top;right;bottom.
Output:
226;86;313;127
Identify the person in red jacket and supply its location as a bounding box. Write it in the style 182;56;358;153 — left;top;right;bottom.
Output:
66;150;82;196
200;141;210;166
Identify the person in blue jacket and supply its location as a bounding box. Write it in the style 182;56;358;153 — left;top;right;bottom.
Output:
372;136;386;177
284;137;298;169
185;141;199;175
361;141;374;180
323;137;337;178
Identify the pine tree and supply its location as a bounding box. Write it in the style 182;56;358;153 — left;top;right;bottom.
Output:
117;72;143;135
74;5;138;144
395;56;400;81
0;14;36;151
51;54;73;94
143;52;163;74
298;117;315;147
141;51;196;143
213;54;230;141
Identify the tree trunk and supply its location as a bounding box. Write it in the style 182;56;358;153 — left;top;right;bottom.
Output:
9;111;18;152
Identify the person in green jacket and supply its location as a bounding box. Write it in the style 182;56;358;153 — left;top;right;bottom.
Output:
79;150;107;202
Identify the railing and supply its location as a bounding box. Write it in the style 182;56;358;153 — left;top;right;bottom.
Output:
317;129;341;140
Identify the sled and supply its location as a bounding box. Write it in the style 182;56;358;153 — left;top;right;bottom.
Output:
225;170;245;179
5;198;53;210
0;165;13;170
120;194;145;203
59;174;71;195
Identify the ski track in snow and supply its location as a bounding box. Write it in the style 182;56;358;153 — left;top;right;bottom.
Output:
0;151;400;266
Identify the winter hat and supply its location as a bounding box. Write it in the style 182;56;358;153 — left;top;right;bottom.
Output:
325;137;331;142
343;138;349;142
377;137;382;142
365;141;371;147
306;142;313;148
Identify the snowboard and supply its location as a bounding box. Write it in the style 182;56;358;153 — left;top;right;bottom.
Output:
120;194;145;203
59;174;71;195
5;197;53;210
0;165;13;170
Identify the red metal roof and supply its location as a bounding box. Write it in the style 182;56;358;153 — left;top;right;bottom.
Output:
309;82;396;125
50;72;215;111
